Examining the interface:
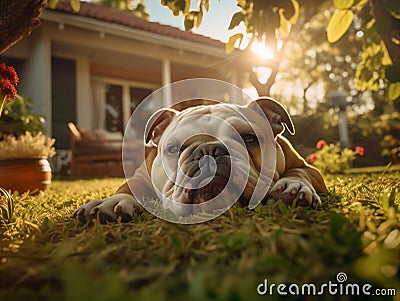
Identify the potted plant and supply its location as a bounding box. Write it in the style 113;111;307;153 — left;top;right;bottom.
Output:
0;94;56;194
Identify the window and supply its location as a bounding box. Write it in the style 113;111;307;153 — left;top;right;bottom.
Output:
94;78;155;133
105;84;123;132
130;87;152;113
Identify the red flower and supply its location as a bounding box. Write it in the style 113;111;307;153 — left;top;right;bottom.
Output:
0;63;19;85
316;140;328;149
306;154;317;164
0;63;18;101
0;79;17;100
355;146;365;156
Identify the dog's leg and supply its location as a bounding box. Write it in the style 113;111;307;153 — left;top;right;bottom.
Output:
268;136;327;207
71;193;140;223
72;162;154;223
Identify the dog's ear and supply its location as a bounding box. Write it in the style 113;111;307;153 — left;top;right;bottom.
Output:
247;97;295;136
145;108;178;145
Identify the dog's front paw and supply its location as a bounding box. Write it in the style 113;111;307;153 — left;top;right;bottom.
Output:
72;194;140;223
268;177;321;208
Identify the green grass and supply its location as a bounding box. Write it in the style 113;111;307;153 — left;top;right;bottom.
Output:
1;169;399;301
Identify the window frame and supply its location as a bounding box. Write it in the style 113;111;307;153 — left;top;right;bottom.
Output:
92;76;158;130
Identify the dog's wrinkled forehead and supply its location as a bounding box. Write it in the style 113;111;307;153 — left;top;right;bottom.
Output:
163;103;255;140
145;97;294;146
177;103;247;122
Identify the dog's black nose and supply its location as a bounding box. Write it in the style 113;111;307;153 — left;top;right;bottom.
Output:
193;142;228;161
187;142;231;203
192;142;229;180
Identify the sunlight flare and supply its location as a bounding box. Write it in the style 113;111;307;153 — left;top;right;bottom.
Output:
251;40;274;60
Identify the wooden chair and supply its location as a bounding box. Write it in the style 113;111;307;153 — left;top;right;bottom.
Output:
68;122;123;177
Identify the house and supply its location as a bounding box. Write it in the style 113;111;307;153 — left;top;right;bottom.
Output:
0;2;248;153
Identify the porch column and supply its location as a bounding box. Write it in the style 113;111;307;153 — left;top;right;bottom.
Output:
162;59;172;106
20;29;52;134
76;56;91;129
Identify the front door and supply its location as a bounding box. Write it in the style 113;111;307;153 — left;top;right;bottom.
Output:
51;57;77;149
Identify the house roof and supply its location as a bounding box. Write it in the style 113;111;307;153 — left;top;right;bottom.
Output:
52;1;225;49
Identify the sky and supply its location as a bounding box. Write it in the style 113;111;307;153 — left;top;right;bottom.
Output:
143;0;245;42
143;1;261;99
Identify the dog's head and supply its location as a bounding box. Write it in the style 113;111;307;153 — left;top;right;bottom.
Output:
144;97;294;215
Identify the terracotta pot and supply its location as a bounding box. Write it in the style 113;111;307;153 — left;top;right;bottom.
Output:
0;158;52;194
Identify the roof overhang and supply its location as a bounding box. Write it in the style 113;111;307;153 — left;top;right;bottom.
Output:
42;9;234;60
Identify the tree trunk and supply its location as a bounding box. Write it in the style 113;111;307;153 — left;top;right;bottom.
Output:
0;0;46;54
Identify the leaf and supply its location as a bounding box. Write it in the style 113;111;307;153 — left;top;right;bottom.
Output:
228;11;246;30
354;0;368;7
381;46;393;67
388;189;396;208
278;9;290;36
202;0;210;12
48;0;60;9
70;0;81;12
280;0;295;21
379;190;397;211
327;9;354;43
330;214;346;237
184;17;194;31
289;0;300;24
386;1;400;19
355;64;370;91
237;0;247;9
388;82;400;100
197;10;204;27
225;33;243;54
367;75;379;91
184;12;197;30
385;65;400;82
366;18;375;30
0;188;14;223
333;0;354;9
167;0;189;15
178;0;190;14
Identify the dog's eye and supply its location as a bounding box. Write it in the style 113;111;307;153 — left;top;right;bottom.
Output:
243;133;258;144
167;144;180;154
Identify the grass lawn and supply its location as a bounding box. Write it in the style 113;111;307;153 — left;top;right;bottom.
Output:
1;168;399;301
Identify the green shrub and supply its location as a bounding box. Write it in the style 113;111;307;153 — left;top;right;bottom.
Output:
306;140;365;174
0;94;44;137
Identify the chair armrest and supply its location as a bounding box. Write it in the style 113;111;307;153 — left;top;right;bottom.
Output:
75;139;123;146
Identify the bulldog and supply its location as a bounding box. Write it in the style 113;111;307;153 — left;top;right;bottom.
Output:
72;97;327;223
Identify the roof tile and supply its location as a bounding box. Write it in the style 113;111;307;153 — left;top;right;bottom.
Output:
52;1;225;48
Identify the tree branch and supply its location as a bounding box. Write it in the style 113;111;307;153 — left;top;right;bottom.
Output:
370;0;400;66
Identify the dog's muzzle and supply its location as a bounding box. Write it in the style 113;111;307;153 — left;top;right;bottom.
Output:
181;142;231;204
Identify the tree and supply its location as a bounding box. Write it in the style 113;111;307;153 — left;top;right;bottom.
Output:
326;0;400;100
91;0;149;19
161;0;399;99
48;0;149;19
0;0;46;54
49;0;399;99
275;2;366;115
